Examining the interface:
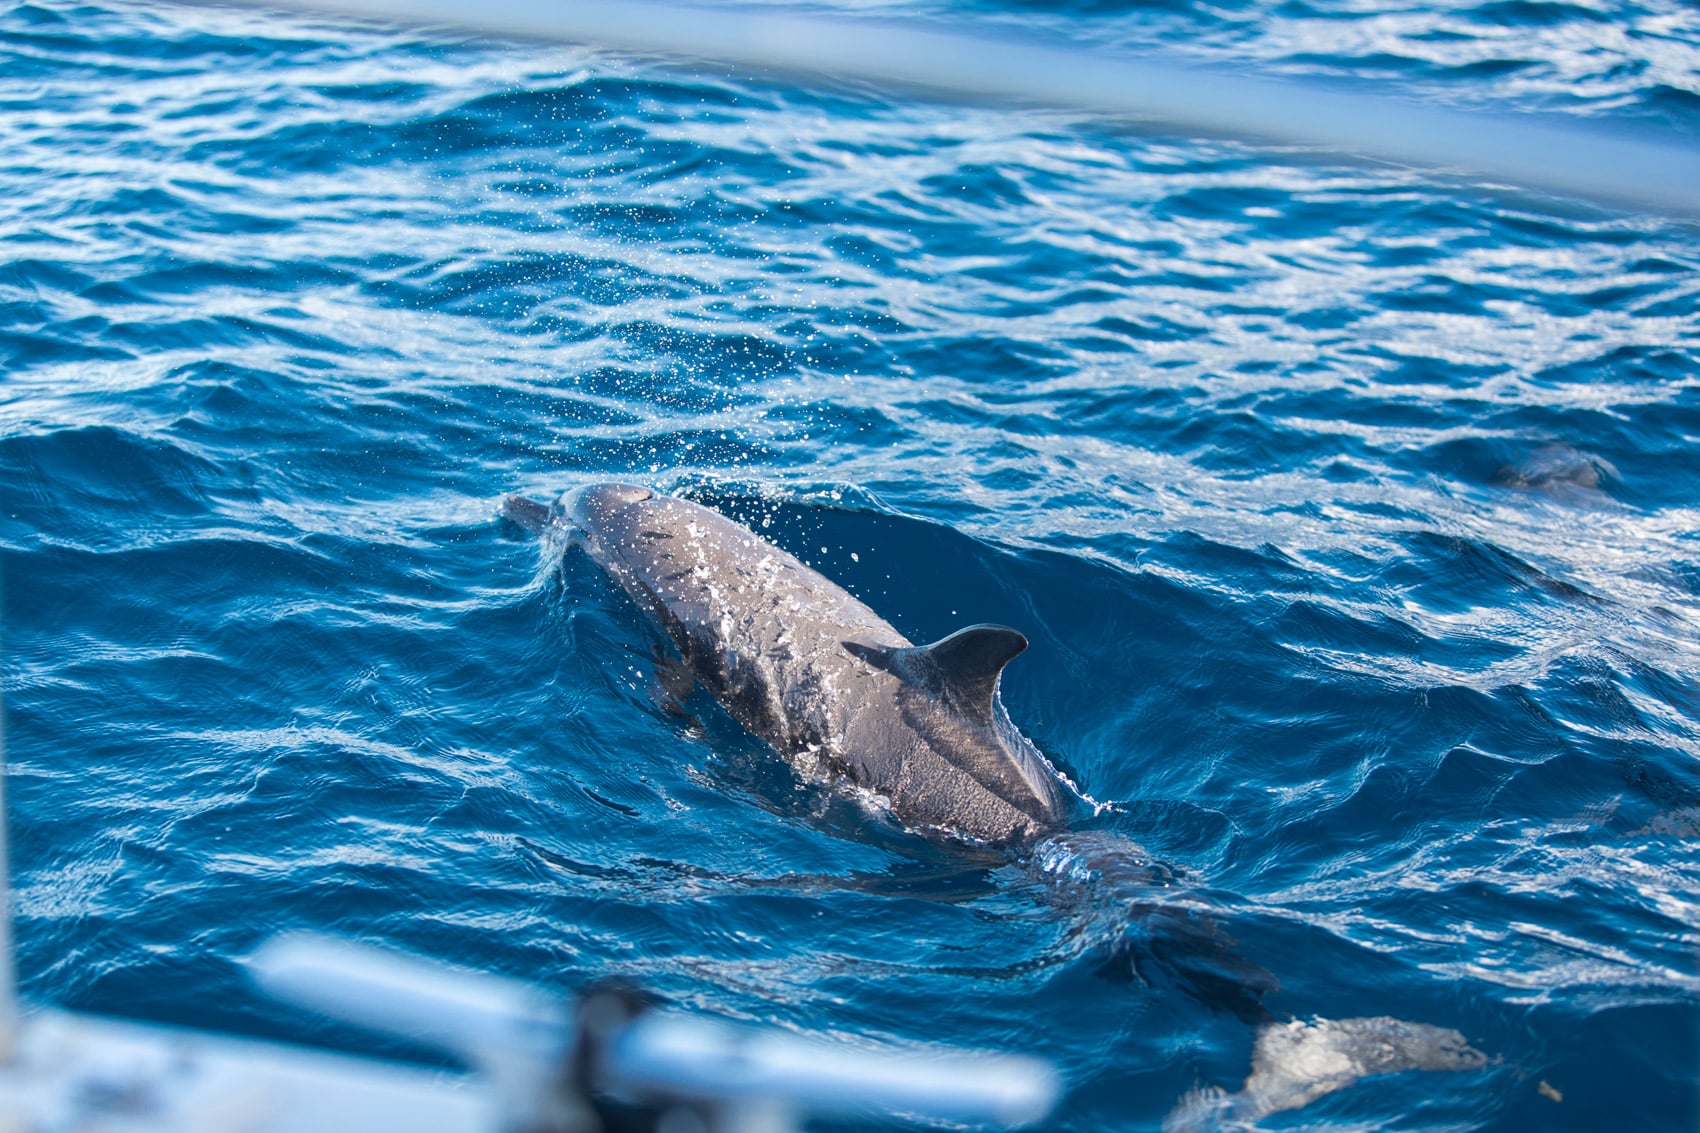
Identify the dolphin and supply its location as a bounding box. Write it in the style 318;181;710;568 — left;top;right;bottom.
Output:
503;482;1084;845
1493;443;1619;501
504;483;1490;1114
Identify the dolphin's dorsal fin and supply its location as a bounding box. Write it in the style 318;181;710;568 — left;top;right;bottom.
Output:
841;624;1029;727
907;624;1028;726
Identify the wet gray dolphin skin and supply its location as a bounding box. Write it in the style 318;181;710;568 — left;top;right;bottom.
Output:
506;483;1081;844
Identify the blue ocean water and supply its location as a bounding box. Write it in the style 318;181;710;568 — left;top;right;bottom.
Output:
2;0;1698;1128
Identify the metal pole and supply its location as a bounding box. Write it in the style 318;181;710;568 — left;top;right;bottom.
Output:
0;673;17;1063
194;0;1700;221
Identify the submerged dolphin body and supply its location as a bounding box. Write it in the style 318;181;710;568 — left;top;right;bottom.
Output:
505;482;1084;844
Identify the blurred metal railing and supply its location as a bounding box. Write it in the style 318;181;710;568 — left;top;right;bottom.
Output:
0;929;1058;1132
197;0;1700;220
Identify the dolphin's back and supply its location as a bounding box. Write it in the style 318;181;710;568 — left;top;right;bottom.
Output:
589;491;903;746
551;484;1077;843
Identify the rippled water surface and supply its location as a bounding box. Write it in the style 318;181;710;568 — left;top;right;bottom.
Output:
2;0;1698;1129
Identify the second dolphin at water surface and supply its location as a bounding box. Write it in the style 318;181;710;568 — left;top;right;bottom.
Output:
505;482;1086;845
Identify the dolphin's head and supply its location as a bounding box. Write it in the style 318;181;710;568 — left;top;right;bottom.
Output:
557;482;654;546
